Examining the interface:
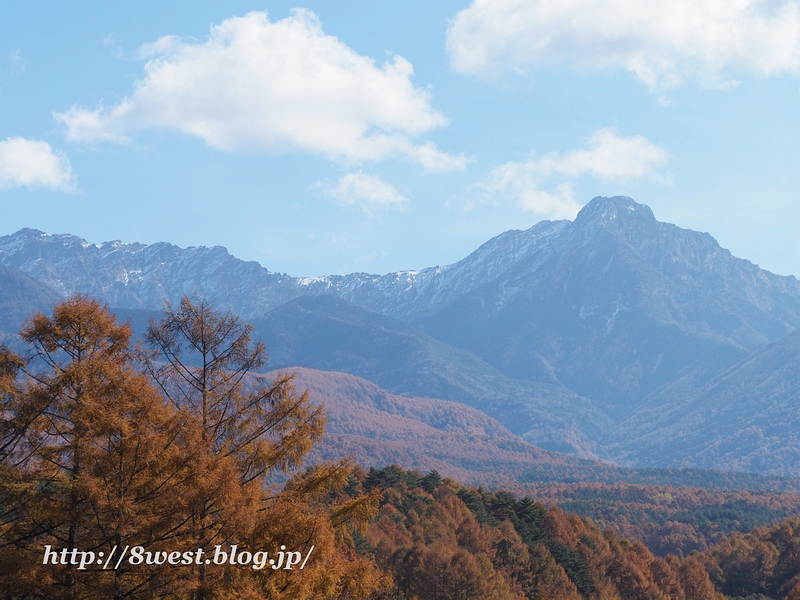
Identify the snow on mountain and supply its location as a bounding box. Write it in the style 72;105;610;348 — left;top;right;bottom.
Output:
0;218;570;320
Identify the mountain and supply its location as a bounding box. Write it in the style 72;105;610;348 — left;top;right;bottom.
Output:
282;368;800;494
289;366;567;485
0;222;572;321
5;197;800;474
607;329;800;476
0;228;300;318
252;295;610;457
92;299;610;458
4;199;798;402
0;265;64;342
412;197;800;415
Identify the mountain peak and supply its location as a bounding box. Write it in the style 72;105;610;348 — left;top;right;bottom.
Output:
2;228;94;250
575;196;656;226
572;196;660;249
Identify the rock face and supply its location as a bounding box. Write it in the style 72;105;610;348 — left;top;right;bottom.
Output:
0;228;300;317
0;221;573;321
4;196;799;332
4;196;800;473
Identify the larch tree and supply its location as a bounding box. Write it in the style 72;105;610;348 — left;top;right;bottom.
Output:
144;297;325;487
144;297;387;599
0;295;196;599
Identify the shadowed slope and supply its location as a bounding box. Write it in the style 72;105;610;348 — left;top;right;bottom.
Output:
254;296;611;457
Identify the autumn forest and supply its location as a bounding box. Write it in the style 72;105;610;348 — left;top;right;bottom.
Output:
0;295;799;599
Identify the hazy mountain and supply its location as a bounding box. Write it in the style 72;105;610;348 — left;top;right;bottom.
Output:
413;197;800;415
607;329;800;476
296;367;800;500
252;295;611;457
0;265;63;343
0;228;301;317
284;367;800;493
290;366;561;485
5;197;800;474
0;222;570;321
105;299;610;457
4;198;798;389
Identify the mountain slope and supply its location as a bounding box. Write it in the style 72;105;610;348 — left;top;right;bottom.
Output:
0;228;301;317
0;224;566;320
253;296;611;457
0;265;64;341
607;329;800;475
290;367;563;485
414;197;800;414
283;368;800;495
5;197;800;473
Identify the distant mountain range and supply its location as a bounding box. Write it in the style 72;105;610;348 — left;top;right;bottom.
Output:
3;196;800;476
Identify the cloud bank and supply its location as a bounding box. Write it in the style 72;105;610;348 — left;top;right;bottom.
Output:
447;0;800;88
470;129;668;218
0;138;75;191
55;10;465;171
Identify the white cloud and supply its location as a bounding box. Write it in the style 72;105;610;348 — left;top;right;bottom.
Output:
404;141;471;172
469;128;667;218
55;10;465;170
447;0;800;89
0;137;76;192
530;128;669;179
324;172;408;212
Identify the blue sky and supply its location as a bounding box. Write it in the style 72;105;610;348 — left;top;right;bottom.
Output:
2;1;800;277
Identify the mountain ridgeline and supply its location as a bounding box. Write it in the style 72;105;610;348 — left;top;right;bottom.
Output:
2;196;800;476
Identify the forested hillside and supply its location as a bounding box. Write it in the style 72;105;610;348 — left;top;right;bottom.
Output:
3;295;800;599
284;366;800;506
527;482;800;558
253;296;606;457
354;464;800;600
359;465;725;599
605;329;800;475
0;296;386;598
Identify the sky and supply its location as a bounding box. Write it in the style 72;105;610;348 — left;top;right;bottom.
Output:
2;1;800;277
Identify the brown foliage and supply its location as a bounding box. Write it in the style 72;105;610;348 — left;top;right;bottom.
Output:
698;517;800;599
0;295;195;597
360;465;734;600
523;481;800;558
10;295;800;599
0;295;389;599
